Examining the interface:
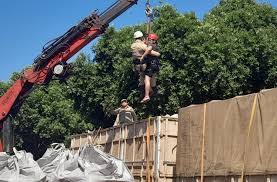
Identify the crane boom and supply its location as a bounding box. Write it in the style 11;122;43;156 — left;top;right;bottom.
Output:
0;0;138;152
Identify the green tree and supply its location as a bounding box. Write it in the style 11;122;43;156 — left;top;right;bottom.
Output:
13;80;92;159
189;0;276;99
0;81;9;96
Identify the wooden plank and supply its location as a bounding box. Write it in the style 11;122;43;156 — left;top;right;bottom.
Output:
120;126;124;160
132;122;136;174
111;128;114;155
112;141;119;157
124;125;127;161
141;121;146;181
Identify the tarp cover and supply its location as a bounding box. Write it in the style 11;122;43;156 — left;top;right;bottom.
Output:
0;144;134;182
176;88;277;177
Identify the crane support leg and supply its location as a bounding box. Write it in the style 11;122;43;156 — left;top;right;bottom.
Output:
1;116;14;153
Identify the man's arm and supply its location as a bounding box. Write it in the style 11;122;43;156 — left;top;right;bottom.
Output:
111;108;120;115
113;114;120;126
150;50;160;57
140;46;160;61
140;46;152;61
112;108;121;126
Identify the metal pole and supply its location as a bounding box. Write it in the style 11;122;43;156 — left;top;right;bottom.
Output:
155;116;161;181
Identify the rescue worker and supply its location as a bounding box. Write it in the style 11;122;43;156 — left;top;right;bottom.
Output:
131;31;160;103
140;33;160;103
111;99;137;126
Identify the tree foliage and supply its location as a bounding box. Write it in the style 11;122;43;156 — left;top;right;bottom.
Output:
0;81;9;96
13;80;92;158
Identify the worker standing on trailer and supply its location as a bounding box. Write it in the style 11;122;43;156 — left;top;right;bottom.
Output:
112;99;137;126
131;31;160;103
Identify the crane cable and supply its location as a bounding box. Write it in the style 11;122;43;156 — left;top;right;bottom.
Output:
145;0;153;34
144;4;153;181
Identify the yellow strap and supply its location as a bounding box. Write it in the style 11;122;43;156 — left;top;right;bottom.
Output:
200;103;207;182
240;94;258;182
146;117;151;182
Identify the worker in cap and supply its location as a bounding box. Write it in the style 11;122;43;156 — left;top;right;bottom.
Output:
131;31;160;103
111;99;137;126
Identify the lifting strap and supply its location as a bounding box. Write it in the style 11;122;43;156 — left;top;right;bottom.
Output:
240;94;258;182
200;103;207;182
146;116;151;182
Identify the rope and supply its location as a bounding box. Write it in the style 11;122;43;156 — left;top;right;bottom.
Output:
200;103;207;182
240;94;258;182
91;127;102;144
145;0;153;34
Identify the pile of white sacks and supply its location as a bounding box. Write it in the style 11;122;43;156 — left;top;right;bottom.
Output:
0;144;134;182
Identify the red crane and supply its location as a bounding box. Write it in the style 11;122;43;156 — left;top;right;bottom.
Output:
0;0;139;153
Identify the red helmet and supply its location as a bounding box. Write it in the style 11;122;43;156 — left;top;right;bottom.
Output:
148;33;159;41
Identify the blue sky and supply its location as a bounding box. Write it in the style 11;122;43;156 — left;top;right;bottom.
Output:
0;0;276;81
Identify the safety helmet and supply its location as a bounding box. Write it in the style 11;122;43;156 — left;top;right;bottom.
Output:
134;31;144;39
121;99;128;103
148;33;159;41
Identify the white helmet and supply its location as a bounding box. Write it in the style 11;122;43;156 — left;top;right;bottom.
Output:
134;31;143;39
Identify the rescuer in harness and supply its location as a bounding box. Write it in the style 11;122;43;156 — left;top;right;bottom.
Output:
141;33;160;102
131;31;160;103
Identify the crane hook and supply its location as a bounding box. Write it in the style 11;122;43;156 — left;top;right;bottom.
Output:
145;2;153;17
145;0;153;34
